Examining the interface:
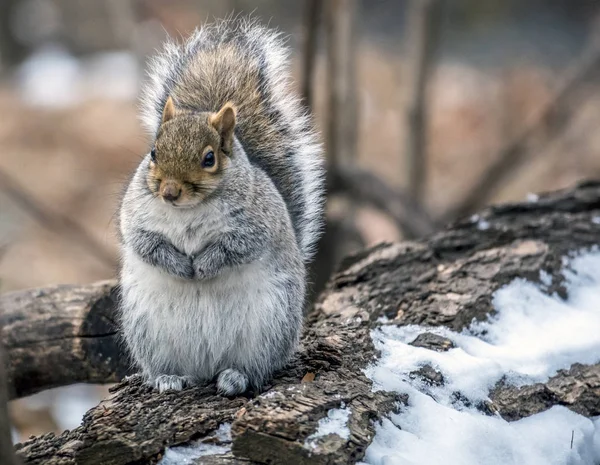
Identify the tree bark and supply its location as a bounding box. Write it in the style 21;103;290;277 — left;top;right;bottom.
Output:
0;281;130;400
0;348;19;465
8;180;600;464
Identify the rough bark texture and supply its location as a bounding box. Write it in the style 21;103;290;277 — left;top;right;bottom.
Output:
7;180;600;464
0;281;130;399
490;363;600;421
0;348;20;465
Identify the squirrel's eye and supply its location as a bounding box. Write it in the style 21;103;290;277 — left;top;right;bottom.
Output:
202;151;215;168
150;148;157;163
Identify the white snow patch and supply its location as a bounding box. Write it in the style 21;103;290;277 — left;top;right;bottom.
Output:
159;423;232;464
477;219;490;230
363;250;600;465
592;216;600;225
261;390;281;399
15;384;105;433
17;45;139;108
17;45;83;107
52;384;107;431
526;192;540;203
470;214;490;230
539;269;553;288
365;405;600;465
305;405;351;449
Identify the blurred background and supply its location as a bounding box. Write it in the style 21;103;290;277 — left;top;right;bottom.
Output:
2;0;600;443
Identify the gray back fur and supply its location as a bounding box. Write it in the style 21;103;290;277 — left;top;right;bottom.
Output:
140;17;325;262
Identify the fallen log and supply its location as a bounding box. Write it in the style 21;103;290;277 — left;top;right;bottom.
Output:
6;180;600;464
0;281;129;400
0;348;19;465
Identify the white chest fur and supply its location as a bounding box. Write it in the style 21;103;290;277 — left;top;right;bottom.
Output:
120;249;282;380
120;187;299;384
141;199;231;256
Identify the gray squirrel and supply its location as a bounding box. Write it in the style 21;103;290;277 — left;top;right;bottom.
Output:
118;18;325;395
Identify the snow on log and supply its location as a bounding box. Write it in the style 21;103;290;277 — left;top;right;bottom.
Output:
6;180;600;464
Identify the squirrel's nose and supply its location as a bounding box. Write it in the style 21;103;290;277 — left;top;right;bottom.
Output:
163;191;181;202
161;182;182;202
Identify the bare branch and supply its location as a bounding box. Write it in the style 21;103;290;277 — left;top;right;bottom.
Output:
443;38;600;222
0;168;116;270
0;281;129;399
300;0;322;110
325;0;359;168
403;0;443;202
330;165;436;238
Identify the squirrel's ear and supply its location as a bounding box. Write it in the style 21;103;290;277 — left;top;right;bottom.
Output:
162;96;176;124
210;102;237;153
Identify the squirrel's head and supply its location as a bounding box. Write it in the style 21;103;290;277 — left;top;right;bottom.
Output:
146;97;237;208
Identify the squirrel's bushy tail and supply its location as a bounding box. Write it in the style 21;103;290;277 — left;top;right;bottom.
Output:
140;17;325;262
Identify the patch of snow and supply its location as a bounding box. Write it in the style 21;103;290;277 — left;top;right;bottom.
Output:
366;404;600;465
526;192;540;203
539;269;553;288
470;214;490;230
592;216;600;225
17;44;82;107
11;427;19;444
476;219;490;230
52;384;106;431
363;250;600;465
160;443;230;464
305;405;351;449
14;384;105;432
17;45;140;108
159;423;232;465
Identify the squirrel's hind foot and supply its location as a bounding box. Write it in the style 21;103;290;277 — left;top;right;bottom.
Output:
216;369;249;396
152;374;194;392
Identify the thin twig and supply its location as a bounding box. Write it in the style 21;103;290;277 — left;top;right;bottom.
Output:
300;0;322;110
403;0;443;203
0;168;116;269
325;0;359;169
443;37;600;222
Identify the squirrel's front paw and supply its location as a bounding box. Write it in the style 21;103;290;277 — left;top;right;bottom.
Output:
216;369;249;396
152;374;194;392
180;260;195;279
193;255;217;280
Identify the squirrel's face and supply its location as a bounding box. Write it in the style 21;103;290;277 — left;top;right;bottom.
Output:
146;98;236;208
